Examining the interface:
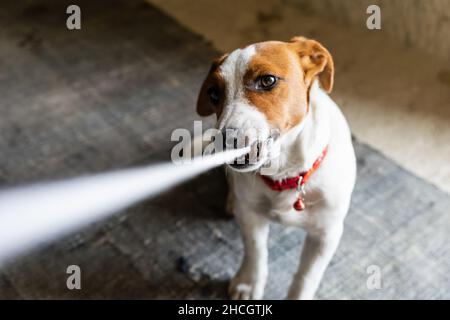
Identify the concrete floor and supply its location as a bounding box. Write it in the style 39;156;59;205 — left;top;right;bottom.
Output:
1;0;448;299
149;0;450;193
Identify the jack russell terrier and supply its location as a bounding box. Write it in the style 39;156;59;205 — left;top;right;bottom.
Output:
196;36;356;300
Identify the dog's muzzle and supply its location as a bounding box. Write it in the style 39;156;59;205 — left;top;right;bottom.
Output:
220;128;267;170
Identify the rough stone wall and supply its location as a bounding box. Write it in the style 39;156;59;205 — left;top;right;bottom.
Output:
289;0;450;62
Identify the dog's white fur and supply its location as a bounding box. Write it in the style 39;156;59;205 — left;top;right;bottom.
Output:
218;46;356;300
217;46;271;171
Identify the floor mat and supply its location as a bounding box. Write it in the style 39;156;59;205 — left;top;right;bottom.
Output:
0;0;448;299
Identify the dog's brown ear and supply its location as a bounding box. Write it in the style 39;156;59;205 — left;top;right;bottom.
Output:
289;36;334;93
196;74;215;117
196;53;228;117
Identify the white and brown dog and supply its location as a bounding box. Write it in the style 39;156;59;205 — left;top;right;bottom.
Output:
196;37;356;300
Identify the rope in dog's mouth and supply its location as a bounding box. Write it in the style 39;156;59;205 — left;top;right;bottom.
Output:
0;146;250;265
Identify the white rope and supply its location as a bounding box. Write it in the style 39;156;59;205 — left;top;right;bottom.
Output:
0;147;249;264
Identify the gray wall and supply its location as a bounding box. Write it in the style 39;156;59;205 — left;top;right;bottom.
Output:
289;0;450;62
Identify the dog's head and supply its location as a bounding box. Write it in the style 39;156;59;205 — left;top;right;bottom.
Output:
196;37;334;172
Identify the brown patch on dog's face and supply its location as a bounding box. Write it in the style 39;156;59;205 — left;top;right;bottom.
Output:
196;54;228;117
243;42;307;133
242;38;334;133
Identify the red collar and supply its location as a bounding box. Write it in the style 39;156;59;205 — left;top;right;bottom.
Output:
260;146;328;211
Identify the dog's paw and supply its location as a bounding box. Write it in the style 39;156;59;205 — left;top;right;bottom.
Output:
228;274;265;300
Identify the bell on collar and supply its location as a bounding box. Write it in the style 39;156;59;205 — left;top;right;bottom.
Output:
293;196;306;211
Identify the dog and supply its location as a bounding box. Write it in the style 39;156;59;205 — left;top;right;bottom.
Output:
196;36;356;300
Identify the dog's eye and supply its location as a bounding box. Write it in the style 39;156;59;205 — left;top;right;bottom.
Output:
207;86;220;105
257;75;278;90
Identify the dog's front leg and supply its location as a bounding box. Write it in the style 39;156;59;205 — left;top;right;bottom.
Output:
229;208;269;300
287;224;343;300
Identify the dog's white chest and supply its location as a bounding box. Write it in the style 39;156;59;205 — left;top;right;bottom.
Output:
265;188;326;227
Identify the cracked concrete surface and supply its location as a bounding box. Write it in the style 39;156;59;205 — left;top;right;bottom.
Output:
149;0;450;194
